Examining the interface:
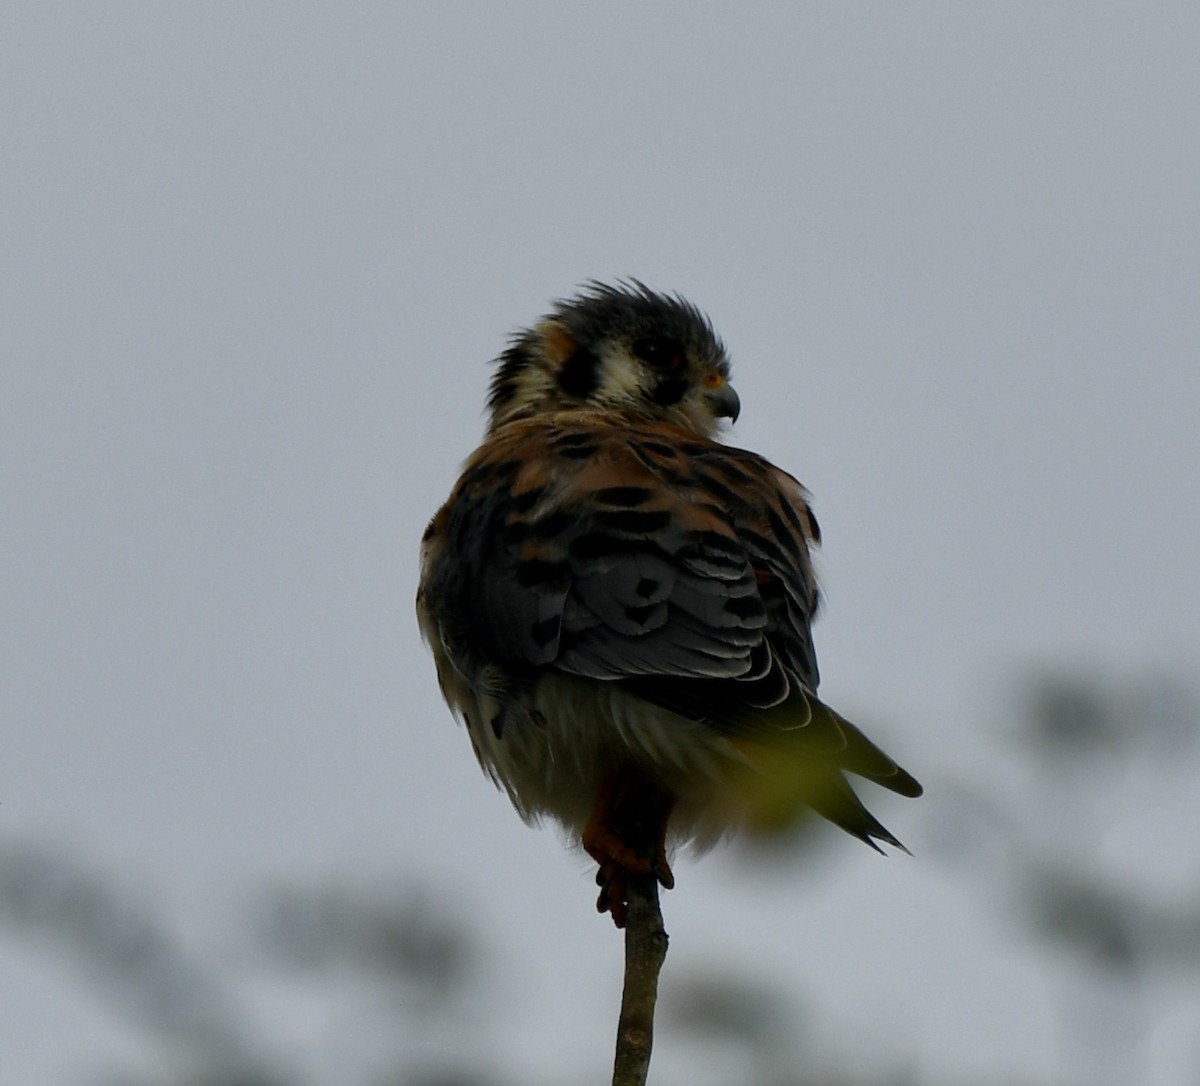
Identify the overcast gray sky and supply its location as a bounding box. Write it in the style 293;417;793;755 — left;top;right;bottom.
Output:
3;4;1199;1084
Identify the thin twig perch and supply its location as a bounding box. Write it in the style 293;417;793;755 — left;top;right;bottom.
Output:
611;873;669;1086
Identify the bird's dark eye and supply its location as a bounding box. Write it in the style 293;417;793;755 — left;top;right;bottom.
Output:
632;335;684;371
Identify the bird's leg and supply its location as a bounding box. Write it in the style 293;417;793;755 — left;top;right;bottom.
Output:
582;766;676;928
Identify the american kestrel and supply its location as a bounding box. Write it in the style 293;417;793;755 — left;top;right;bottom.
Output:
417;282;921;927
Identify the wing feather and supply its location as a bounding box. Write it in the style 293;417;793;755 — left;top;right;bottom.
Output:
423;417;816;681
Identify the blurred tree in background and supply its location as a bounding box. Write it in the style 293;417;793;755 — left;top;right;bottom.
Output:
3;667;1198;1085
928;668;1200;1086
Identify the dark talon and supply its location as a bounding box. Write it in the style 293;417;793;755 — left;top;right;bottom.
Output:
594;865;629;927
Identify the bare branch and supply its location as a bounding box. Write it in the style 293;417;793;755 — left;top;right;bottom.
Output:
612;873;669;1086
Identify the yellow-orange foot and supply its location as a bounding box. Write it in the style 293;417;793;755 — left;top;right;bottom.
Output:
581;768;675;928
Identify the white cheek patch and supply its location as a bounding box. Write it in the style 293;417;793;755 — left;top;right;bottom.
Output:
594;345;648;403
518;359;561;406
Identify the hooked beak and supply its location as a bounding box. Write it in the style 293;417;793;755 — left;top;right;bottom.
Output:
706;381;741;423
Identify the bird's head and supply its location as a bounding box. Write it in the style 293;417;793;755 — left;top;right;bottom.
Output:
486;281;739;437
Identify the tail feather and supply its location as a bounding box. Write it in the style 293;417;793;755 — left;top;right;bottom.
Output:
807;698;924;799
728;696;921;851
804;770;912;855
617;674;921;849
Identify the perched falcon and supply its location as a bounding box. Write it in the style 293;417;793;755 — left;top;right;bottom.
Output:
417;282;921;926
